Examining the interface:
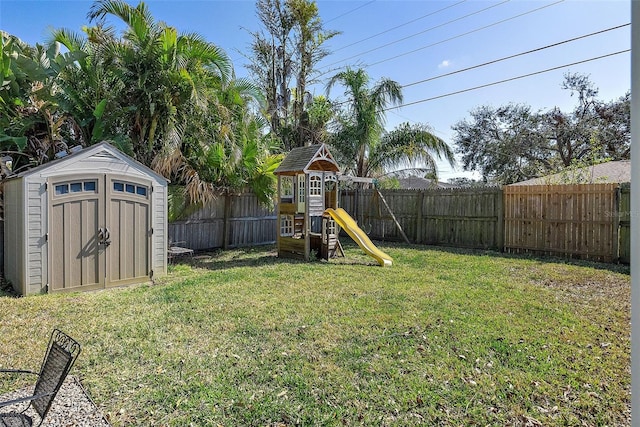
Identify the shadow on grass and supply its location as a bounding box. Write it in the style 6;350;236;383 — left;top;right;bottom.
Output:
171;240;630;275
0;278;19;298
171;244;301;271
170;242;382;272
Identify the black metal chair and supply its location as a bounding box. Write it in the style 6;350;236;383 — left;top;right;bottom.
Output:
0;329;81;427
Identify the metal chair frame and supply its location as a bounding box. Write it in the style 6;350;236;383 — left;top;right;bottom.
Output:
0;329;81;427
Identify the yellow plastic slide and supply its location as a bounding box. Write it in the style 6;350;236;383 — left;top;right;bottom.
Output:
324;208;393;267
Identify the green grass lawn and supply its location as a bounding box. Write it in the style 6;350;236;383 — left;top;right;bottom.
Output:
0;243;630;426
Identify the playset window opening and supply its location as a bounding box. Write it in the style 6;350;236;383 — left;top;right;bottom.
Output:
280;215;294;236
310;175;322;196
280;176;294;201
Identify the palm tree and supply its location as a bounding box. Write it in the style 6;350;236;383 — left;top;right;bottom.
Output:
374;122;455;179
78;1;281;206
152;76;283;206
327;67;402;177
87;0;232;166
0;32;82;173
51;25;126;148
327;67;454;179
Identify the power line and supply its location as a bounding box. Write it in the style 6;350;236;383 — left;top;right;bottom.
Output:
368;0;565;68
401;23;630;89
331;0;468;54
321;0;512;71
324;1;377;24
386;49;630;111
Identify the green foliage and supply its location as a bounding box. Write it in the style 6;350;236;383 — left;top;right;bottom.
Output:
83;0;232;166
375;122;455;180
327;67;402;177
1;2;280;210
167;185;202;222
0;31;83;175
247;0;338;149
542;135;611;185
453;73;630;184
453;103;548;184
328;68;453;179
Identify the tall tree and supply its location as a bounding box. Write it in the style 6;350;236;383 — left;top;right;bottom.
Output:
453;73;630;184
51;25;126;148
302;94;333;145
327;67;454;179
247;0;338;149
87;0;232;166
153;77;283;206
453;104;550;184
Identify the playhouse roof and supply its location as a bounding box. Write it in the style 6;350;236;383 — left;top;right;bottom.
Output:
275;144;340;174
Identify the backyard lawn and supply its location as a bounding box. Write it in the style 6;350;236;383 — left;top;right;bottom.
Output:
0;243;630;426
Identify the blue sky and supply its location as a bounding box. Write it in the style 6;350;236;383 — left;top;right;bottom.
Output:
0;0;631;181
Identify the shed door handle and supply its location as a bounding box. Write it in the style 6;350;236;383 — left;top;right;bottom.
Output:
98;227;111;246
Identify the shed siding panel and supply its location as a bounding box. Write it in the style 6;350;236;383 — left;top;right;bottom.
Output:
26;180;46;293
4;179;25;294
152;184;167;275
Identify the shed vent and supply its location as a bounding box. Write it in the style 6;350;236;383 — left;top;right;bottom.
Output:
91;150;120;161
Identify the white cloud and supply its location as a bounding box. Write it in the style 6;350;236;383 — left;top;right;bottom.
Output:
438;60;451;69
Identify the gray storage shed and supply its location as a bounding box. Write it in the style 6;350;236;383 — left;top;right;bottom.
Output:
4;142;168;295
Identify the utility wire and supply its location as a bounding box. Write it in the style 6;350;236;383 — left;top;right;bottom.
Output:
332;0;467;54
321;0;511;71
324;1;377;24
368;0;565;68
401;23;630;89
328;24;627;109
385;49;630;111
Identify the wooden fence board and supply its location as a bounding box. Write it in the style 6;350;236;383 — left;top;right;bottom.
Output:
504;184;618;261
340;187;503;249
168;192;276;251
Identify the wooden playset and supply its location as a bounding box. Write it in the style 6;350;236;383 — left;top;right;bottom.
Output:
274;144;392;266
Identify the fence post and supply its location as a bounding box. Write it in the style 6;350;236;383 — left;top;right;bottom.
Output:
415;191;424;244
223;193;231;250
496;187;505;252
613;185;621;262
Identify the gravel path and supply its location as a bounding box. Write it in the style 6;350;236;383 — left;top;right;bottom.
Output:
0;376;110;426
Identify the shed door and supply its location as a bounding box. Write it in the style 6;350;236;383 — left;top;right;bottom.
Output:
106;177;151;288
48;175;152;292
49;176;105;292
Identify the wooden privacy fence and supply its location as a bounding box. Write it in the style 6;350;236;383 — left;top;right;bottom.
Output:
341;184;630;263
169;193;276;251
504;184;619;262
340;188;503;249
0;184;628;275
164;183;629;263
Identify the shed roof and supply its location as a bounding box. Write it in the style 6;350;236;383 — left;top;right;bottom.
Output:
6;141;169;184
274;144;339;174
